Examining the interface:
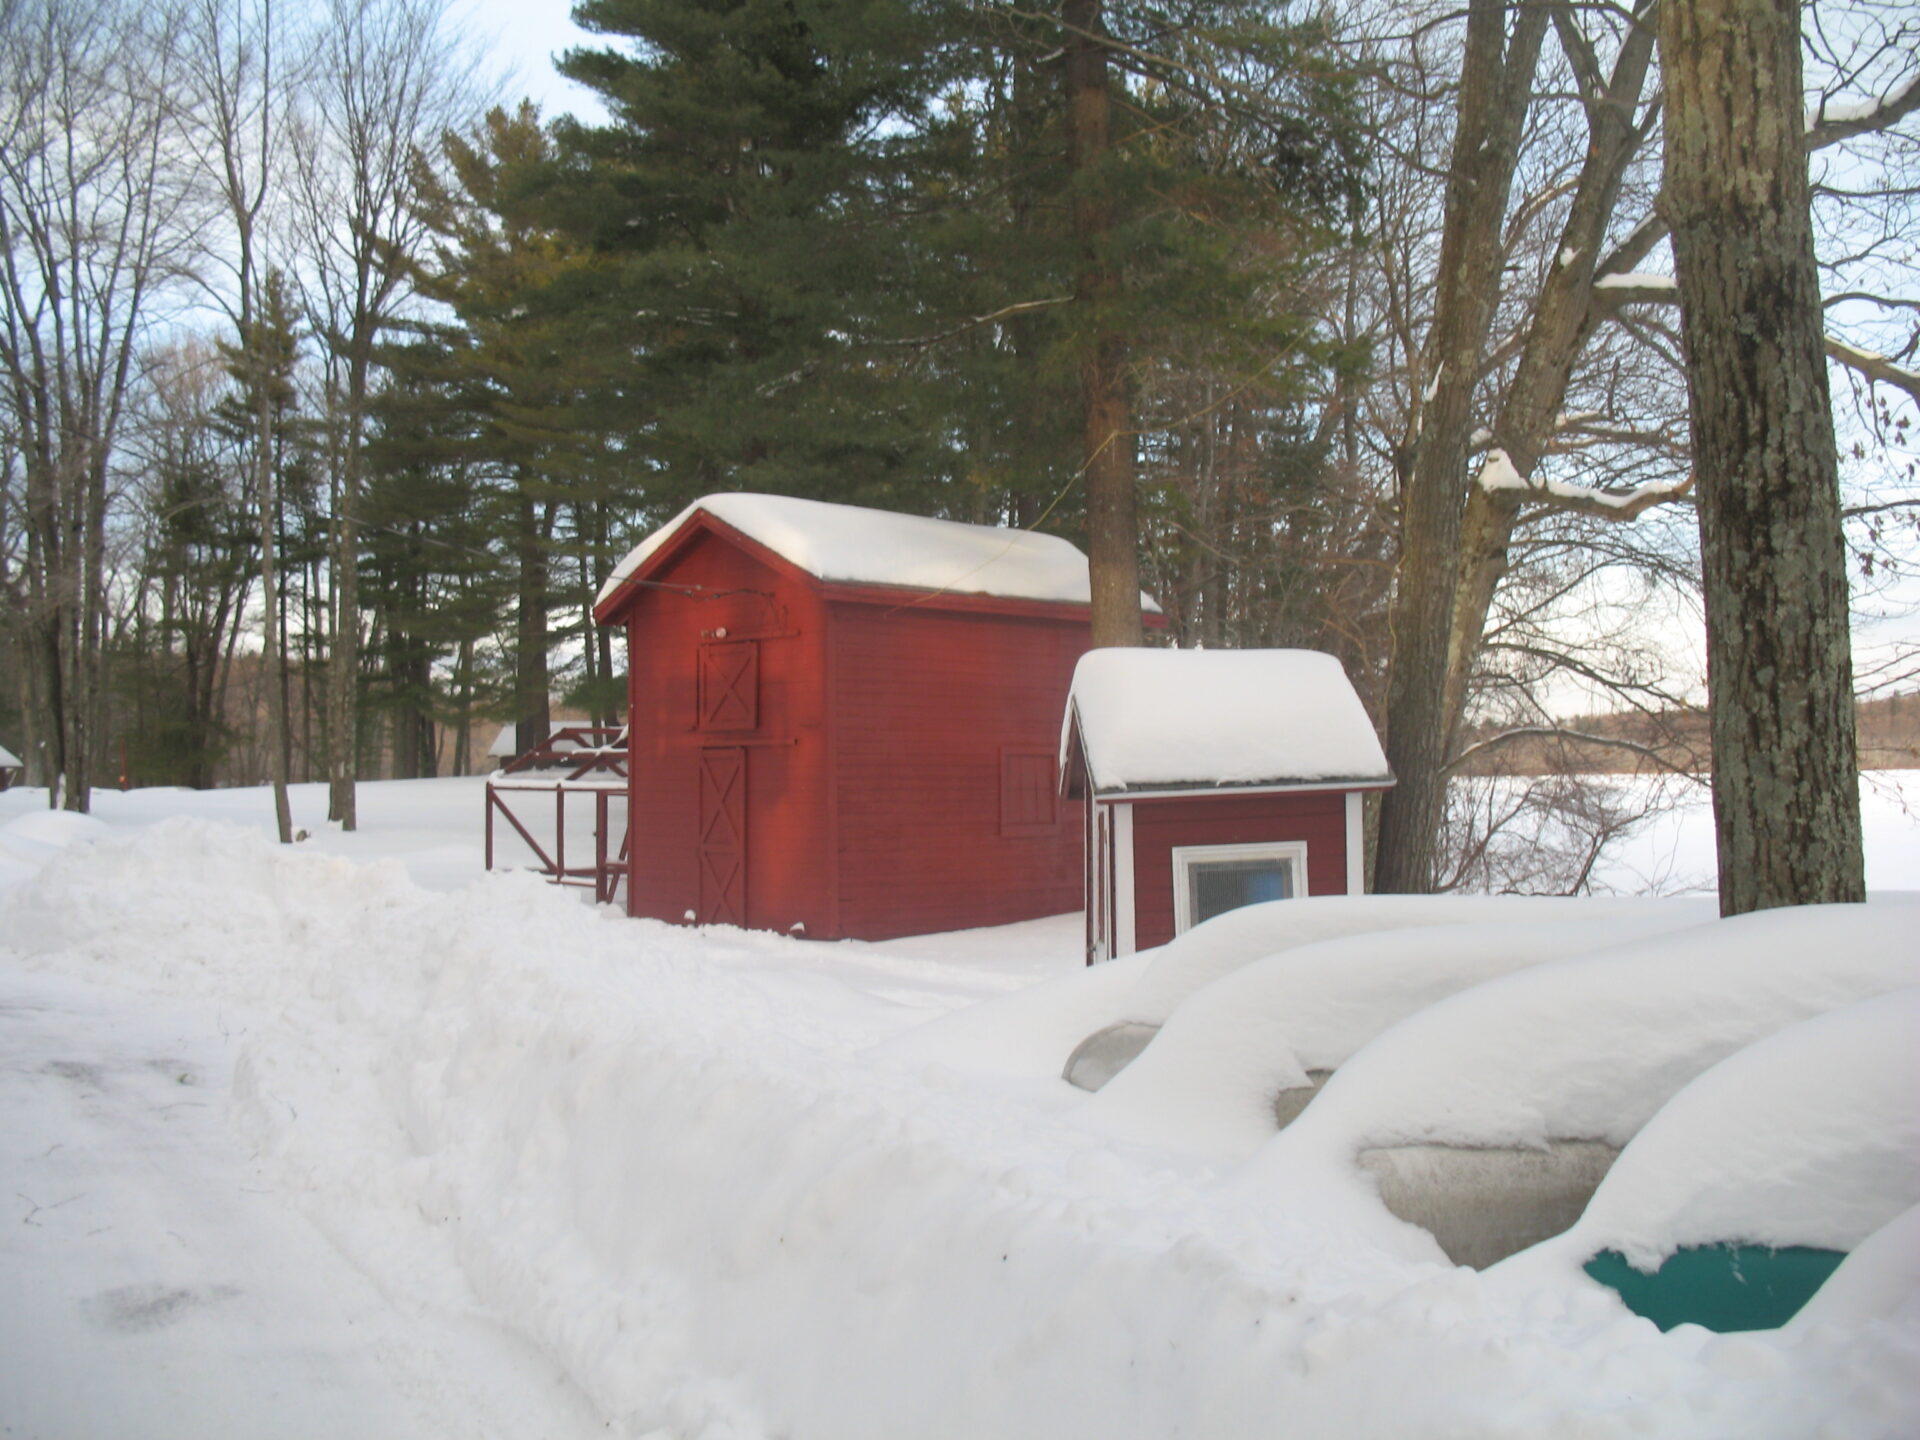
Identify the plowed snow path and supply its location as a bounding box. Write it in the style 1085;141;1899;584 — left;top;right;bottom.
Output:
0;968;602;1440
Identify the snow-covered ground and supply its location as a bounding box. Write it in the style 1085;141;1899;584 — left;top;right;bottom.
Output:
1;773;1916;1438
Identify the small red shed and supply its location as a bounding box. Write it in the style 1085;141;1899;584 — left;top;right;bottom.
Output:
592;493;1150;941
1060;649;1393;964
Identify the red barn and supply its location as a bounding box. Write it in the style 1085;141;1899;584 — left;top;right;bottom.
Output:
591;493;1149;941
1060;649;1393;964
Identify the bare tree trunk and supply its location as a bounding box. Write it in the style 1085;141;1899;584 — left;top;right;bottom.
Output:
452;634;473;776
295;0;469;826
257;389;294;837
1660;0;1864;914
514;489;551;757
1439;2;1660;736
327;428;361;828
1374;0;1548;892
1063;0;1143;649
190;0;297;837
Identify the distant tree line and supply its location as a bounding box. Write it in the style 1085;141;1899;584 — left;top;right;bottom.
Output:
0;0;1913;906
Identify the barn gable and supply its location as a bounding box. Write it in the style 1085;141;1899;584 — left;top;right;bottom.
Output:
592;495;1117;941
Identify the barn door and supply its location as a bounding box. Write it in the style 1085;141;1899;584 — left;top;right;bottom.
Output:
699;641;758;731
696;747;747;927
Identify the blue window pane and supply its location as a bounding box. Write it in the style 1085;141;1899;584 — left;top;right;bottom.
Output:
1190;858;1293;925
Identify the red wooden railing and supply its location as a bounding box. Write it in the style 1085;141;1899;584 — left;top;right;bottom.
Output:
484;725;631;904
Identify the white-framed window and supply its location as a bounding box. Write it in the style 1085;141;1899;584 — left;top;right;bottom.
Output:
1170;840;1308;934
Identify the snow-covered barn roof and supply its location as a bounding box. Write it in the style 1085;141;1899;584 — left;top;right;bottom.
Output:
595;493;1160;614
1062;648;1391;795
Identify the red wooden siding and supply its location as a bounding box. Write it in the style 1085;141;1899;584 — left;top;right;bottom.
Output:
826;601;1087;940
1127;790;1351;953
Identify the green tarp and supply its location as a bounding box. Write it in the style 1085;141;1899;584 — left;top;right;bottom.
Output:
1584;1243;1845;1332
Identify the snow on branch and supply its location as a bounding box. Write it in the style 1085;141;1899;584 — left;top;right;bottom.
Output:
1592;271;1677;297
1475;448;1691;519
1592;67;1918;283
1827;338;1920;407
1806;70;1920;150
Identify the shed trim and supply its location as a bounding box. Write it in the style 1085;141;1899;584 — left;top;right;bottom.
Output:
1170;839;1309;932
1346;790;1366;895
1113;801;1136;958
1089;777;1397;801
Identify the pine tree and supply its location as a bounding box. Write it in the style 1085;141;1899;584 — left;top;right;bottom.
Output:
550;0;970;504
407;102;641;757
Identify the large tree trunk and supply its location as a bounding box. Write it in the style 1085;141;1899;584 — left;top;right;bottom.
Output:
1660;0;1864;914
1373;0;1547;892
1062;0;1143;649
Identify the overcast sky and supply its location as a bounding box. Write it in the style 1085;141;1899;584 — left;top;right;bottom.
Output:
454;0;610;124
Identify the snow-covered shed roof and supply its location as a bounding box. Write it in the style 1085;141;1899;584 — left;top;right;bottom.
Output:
596;493;1159;615
0;740;20;770
1061;648;1391;794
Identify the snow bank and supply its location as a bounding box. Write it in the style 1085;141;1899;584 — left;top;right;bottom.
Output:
1062;648;1389;791
597;492;1158;612
1257;902;1920;1167
1494;989;1920;1277
1084;911;1709;1160
873;950;1154;1084
0;808;112;889
1112;893;1712;1027
7;800;1919;1440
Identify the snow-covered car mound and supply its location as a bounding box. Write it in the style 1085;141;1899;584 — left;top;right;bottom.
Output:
1783;1200;1920;1336
1237;902;1920;1269
0;807;111;888
1062;893;1712;1089
1488;987;1920;1331
1078;910;1709;1160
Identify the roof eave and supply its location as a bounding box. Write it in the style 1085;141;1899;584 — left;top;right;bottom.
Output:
1087;775;1396;801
